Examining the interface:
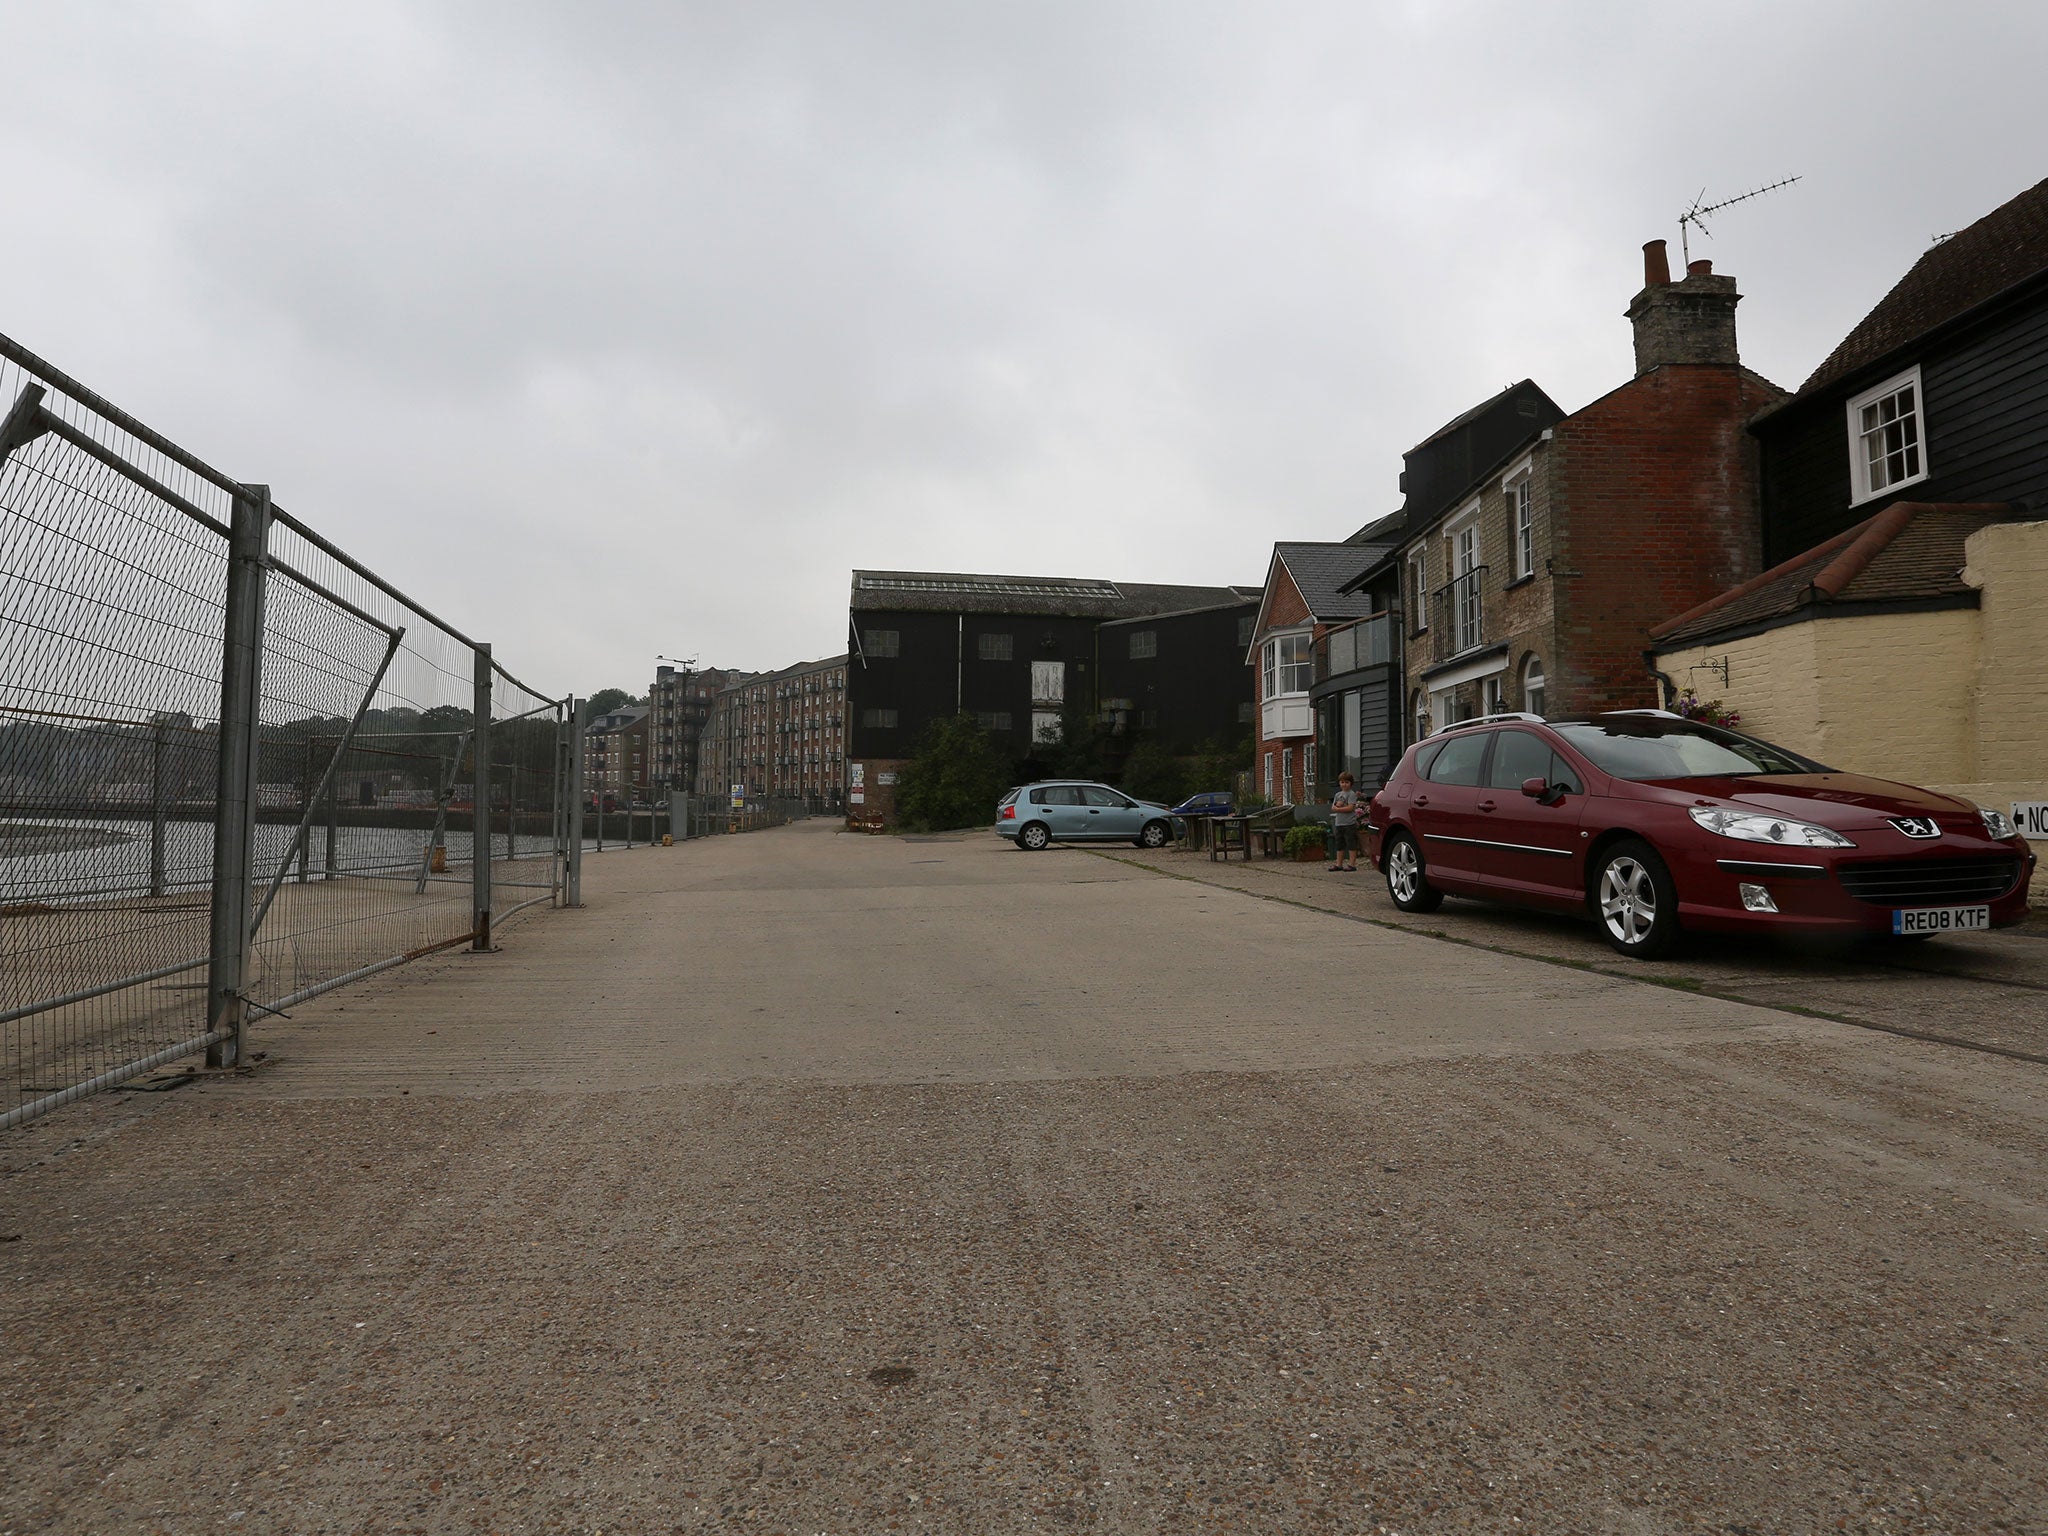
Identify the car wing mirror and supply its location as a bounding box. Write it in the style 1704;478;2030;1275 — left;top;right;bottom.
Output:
1521;776;1556;801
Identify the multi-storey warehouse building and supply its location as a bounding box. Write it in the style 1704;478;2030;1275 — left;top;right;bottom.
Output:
696;655;849;810
844;570;1258;820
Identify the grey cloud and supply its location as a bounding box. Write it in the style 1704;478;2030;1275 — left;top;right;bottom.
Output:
4;1;2044;685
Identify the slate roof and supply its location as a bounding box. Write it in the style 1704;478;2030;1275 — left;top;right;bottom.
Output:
850;570;1254;620
1796;177;2048;399
1349;509;1406;544
1649;502;2020;647
589;704;650;734
1406;379;1540;454
1272;542;1392;622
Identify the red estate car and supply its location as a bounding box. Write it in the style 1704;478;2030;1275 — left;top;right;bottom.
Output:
1366;711;2034;958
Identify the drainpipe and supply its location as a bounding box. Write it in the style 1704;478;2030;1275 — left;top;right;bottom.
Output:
956;614;964;716
1642;649;1680;709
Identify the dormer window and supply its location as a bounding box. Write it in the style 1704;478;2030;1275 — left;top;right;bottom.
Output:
1847;365;1927;504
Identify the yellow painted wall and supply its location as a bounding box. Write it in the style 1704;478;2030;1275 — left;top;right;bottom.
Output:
1809;608;1981;785
1662;607;1976;783
1657;609;1981;780
1961;521;2048;814
1656;518;2048;819
1657;623;1825;757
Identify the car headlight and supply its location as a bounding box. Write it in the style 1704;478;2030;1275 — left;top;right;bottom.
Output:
1688;806;1856;848
1978;804;2018;840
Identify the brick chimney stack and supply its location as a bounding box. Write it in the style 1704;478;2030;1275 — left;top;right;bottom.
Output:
1626;242;1741;374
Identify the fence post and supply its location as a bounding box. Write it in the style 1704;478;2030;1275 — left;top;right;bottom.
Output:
295;737;313;883
550;705;565;905
325;781;339;880
566;697;586;908
206;484;270;1069
472;645;493;950
149;719;168;898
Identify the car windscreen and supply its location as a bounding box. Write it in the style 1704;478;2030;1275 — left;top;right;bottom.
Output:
1551;720;1822;781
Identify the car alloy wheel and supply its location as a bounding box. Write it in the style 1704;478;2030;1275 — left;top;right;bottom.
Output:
1594;838;1679;958
1383;832;1442;913
1138;820;1170;849
1019;821;1051;851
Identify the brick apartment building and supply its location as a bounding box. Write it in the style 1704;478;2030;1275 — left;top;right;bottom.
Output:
582;704;649;804
1349;239;1786;740
696;655;849;809
647;664;747;798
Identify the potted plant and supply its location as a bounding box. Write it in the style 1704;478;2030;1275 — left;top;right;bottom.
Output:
1282;823;1328;863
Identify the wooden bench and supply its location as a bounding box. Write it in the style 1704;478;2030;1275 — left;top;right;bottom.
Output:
1248;808;1295;858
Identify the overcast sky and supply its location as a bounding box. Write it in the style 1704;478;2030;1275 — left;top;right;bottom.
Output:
5;1;2043;695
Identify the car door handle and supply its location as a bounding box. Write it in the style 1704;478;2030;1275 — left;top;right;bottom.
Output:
1087;809;1100;815
1478;799;1496;812
1413;794;1429;807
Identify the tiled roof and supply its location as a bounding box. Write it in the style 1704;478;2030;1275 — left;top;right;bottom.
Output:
1796;177;2048;399
1649;502;2020;647
1273;542;1391;622
850;570;1251;619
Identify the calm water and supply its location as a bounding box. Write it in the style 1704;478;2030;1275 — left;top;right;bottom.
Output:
0;816;565;904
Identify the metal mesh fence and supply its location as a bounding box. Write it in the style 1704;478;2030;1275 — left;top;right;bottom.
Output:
0;334;572;1129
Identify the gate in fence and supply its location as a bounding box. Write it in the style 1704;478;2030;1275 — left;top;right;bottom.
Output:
0;333;587;1130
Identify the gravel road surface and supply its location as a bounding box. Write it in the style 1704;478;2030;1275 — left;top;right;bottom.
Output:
4;820;2043;1534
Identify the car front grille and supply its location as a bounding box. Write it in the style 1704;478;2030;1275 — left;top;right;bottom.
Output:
1836;856;2023;906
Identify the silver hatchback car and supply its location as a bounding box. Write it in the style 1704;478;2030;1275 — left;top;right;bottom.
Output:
996;781;1180;850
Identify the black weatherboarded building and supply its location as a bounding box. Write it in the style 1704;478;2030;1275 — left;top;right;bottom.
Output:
1753;175;2048;564
846;570;1258;819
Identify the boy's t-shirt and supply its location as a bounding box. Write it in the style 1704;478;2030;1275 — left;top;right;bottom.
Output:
1330;789;1360;825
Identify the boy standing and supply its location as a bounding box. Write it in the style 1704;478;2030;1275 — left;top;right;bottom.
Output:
1327;771;1361;872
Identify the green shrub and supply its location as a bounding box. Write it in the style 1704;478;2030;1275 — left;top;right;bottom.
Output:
1281;824;1326;857
892;713;1013;831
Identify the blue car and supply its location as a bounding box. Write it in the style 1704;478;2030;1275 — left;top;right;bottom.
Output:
1170;790;1236;818
996;781;1181;851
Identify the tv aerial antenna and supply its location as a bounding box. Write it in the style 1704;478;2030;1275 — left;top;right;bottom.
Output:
1679;175;1801;264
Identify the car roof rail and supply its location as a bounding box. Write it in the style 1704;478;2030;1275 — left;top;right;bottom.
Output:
1425;710;1546;738
1600;708;1684;719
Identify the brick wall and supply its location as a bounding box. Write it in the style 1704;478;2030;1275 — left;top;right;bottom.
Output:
1255;565;1312;802
1550;366;1780;714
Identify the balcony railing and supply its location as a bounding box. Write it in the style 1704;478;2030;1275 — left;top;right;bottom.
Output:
1431;566;1487;663
1313;612;1393;683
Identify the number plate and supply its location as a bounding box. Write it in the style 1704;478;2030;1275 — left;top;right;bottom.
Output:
1892;905;1990;935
